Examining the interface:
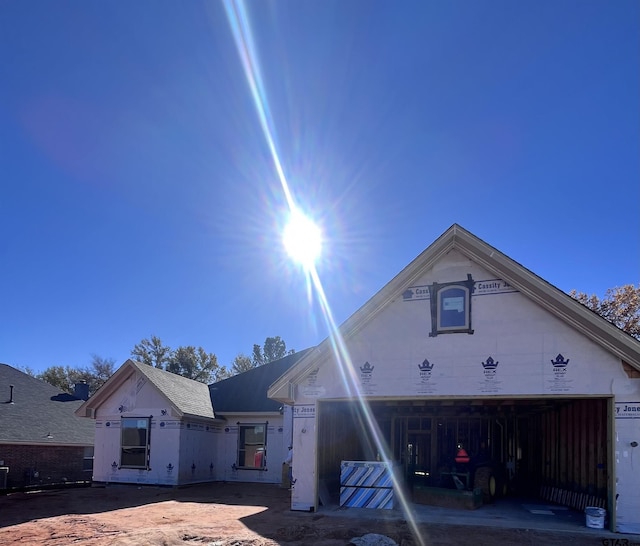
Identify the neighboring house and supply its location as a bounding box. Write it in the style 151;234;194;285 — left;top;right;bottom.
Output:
76;350;311;487
268;224;640;534
0;364;95;490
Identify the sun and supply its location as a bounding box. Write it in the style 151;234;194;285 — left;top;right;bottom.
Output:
283;209;322;269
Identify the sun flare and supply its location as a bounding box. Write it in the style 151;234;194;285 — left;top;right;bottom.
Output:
283;210;322;269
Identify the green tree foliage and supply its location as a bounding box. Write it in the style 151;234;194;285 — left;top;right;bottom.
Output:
570;284;640;339
131;336;230;383
131;335;171;368
37;355;116;396
166;346;228;383
227;337;295;378
231;353;254;375
251;343;264;367
89;354;117;390
37;365;77;392
251;336;294;367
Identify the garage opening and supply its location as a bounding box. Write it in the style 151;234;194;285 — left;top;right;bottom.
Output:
317;398;610;512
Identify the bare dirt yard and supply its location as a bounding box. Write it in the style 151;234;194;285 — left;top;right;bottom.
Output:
0;482;634;546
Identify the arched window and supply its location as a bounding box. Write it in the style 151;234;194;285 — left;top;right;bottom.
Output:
438;285;469;330
429;275;474;336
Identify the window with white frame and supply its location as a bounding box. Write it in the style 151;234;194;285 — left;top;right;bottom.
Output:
120;417;151;469
237;423;267;470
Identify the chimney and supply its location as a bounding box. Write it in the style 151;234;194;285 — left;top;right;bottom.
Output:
74;381;89;401
9;384;14;404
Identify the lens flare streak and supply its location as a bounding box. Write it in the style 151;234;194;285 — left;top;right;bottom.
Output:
308;267;425;546
222;0;294;210
223;2;424;544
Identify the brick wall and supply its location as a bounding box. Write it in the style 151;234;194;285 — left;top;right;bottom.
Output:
0;444;91;490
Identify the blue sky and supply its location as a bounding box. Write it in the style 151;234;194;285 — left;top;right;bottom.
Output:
1;0;638;374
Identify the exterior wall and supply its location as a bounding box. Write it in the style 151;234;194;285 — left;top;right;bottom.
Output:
0;444;90;489
93;417;183;486
291;406;317;511
177;420;219;484
214;413;288;485
90;368;292;488
613;389;640;533
91;370;216;486
289;251;640;532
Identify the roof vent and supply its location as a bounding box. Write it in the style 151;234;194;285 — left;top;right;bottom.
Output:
8;384;14;404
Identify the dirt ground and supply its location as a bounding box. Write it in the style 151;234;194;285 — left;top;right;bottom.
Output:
0;482;634;546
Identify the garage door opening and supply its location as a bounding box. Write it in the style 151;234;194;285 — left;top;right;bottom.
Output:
317;398;610;513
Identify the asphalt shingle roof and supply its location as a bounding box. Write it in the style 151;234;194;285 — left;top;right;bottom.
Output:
0;364;94;445
129;360;215;419
209;348;314;413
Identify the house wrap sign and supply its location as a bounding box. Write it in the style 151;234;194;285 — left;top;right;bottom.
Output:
615;402;640;419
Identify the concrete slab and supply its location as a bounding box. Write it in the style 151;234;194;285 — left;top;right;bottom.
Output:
317;495;628;538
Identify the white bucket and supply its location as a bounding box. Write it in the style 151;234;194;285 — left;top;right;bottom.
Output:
585;506;606;529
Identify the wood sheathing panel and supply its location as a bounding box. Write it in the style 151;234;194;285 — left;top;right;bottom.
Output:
622;360;640;379
317;402;377;499
524;398;608;500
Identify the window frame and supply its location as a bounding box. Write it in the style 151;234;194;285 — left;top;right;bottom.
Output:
429;275;475;337
82;445;94;473
236;422;268;471
120;417;152;470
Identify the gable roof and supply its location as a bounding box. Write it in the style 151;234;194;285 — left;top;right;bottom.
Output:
76;359;215;420
269;224;640;403
210;348;314;413
0;364;94;445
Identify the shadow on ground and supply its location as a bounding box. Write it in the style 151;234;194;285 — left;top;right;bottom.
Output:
0;482;638;545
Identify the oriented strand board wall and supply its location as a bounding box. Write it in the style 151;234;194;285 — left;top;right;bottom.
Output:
522;399;608;498
317;402;369;498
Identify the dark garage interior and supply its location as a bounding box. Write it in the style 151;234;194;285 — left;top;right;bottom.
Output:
317;397;610;512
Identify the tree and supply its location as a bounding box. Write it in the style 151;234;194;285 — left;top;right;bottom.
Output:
264;335;293;363
38;365;82;394
131;335;230;383
231;353;254;375
251;343;264;368
131;335;171;368
87;354;116;392
251;336;294;368
570;284;640;340
166;346;229;383
37;355;116;396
